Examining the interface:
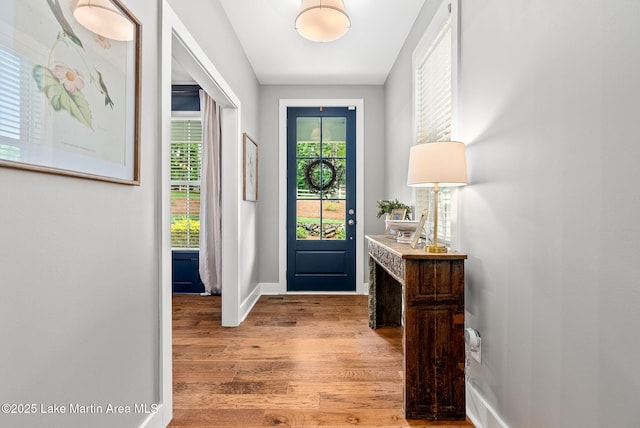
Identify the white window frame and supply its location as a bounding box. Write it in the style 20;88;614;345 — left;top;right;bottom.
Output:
411;0;461;249
170;112;202;250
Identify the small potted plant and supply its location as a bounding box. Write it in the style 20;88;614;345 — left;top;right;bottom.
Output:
376;199;417;242
376;199;412;220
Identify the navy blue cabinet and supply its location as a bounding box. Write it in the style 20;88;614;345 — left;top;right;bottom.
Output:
172;250;205;294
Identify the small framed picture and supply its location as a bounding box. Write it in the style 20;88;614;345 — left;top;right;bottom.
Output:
243;133;258;201
385;208;407;234
411;209;429;248
389;209;406;220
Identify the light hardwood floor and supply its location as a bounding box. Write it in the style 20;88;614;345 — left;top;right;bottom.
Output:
169;294;474;428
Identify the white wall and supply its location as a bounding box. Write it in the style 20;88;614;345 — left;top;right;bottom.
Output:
0;1;161;427
258;85;386;284
384;1;442;204
167;0;261;305
386;0;640;427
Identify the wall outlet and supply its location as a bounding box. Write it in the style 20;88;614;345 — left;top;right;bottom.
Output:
469;344;481;364
464;328;482;364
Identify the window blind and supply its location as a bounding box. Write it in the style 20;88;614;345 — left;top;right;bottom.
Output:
413;9;454;246
0;45;42;161
415;18;452;145
0;47;21;141
171;120;203;182
171;119;203;249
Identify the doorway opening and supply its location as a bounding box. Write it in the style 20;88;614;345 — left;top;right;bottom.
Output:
159;2;244;422
170;85;206;295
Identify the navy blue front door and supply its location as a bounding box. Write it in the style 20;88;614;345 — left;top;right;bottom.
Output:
287;107;356;292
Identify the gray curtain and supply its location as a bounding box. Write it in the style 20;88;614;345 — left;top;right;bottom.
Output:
198;90;222;295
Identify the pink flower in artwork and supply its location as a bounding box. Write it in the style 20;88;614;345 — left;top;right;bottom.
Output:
52;63;85;93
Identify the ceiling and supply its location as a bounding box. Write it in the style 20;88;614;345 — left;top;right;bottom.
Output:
174;0;426;85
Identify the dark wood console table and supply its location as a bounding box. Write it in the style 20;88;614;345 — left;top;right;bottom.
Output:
366;235;466;420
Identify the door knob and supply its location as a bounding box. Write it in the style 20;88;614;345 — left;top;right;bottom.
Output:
348;219;355;226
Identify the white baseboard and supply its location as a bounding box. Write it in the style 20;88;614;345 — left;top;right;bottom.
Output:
466;382;510;428
260;282;369;295
360;282;369;295
244;280;368;323
239;284;262;323
260;282;280;295
138;403;166;428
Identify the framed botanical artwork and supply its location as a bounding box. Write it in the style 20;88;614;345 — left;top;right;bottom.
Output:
0;0;141;184
243;133;258;201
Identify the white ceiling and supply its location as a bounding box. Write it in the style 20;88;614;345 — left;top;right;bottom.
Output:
215;0;427;85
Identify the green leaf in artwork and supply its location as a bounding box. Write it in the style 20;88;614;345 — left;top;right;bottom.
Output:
33;65;93;128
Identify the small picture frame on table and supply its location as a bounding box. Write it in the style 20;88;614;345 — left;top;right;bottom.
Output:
389;209;406;220
385;208;407;234
411;209;429;248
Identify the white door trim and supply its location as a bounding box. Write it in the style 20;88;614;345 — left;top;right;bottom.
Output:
157;2;243;425
278;99;366;295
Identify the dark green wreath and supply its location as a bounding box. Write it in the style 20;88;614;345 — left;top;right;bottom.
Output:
303;159;344;194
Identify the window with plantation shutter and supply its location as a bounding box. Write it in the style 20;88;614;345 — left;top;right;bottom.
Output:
0;45;42;163
171;118;203;248
412;0;459;248
415;19;451;145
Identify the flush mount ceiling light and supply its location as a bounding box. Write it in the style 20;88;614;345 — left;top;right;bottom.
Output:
73;0;134;41
295;0;351;43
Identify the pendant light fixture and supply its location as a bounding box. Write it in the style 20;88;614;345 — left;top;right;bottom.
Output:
73;0;134;41
295;0;351;43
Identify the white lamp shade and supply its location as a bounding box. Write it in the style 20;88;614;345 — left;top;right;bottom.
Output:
73;0;134;41
295;0;350;42
407;141;468;187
